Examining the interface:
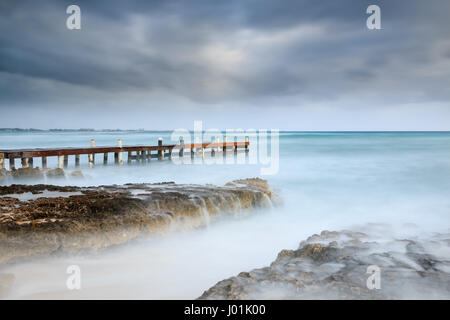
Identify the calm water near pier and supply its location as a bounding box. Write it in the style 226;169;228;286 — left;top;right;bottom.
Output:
1;131;450;298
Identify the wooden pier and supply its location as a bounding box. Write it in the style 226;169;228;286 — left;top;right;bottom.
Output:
0;138;249;170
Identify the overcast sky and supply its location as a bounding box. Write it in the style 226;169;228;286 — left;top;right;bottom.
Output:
0;0;449;130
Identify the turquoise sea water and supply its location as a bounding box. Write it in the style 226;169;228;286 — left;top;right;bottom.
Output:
1;131;450;298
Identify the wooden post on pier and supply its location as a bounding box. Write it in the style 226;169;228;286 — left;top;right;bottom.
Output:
223;136;227;157
75;155;80;167
58;155;64;169
9;158;15;170
63;155;68;168
42;157;47;169
0;153;4;169
21;157;29;168
115;139;123;165
158;138;163;160
29;157;34;168
103;152;108;165
89;139;95;167
127;151;132;164
245;136;249;152
179;139;184;157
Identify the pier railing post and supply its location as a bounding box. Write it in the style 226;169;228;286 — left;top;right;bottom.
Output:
89;139;95;168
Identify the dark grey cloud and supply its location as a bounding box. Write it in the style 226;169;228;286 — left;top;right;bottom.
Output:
0;0;449;129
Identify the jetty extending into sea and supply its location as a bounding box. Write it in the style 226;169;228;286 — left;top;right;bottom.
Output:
0;137;249;170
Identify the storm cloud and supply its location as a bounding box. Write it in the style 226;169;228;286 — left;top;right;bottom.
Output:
0;0;449;129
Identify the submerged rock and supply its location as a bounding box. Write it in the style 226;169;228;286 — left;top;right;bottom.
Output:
199;228;450;300
70;170;83;177
0;169;6;181
0;178;275;264
45;168;65;177
0;168;67;181
10;167;44;178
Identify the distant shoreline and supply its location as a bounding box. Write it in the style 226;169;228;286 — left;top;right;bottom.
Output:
0;128;449;133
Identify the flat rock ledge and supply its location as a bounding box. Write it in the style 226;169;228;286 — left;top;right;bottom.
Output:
0;178;274;264
199;226;450;299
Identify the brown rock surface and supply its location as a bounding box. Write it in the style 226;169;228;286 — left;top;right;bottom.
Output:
0;178;274;264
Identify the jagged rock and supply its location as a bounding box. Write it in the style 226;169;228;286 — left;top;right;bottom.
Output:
199;228;450;300
70;170;83;177
0;178;275;264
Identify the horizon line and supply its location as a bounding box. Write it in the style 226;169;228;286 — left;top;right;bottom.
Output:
0;128;449;133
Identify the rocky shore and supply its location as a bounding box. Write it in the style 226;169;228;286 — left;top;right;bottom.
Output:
199;225;450;299
0;178;275;264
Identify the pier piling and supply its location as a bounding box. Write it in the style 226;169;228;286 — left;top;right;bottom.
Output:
116;139;123;165
179;139;184;157
89;139;95;167
223;136;227;158
64;155;68;168
21;158;29;168
158;138;163;160
0;153;4;169
42;157;47;169
58;156;64;169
